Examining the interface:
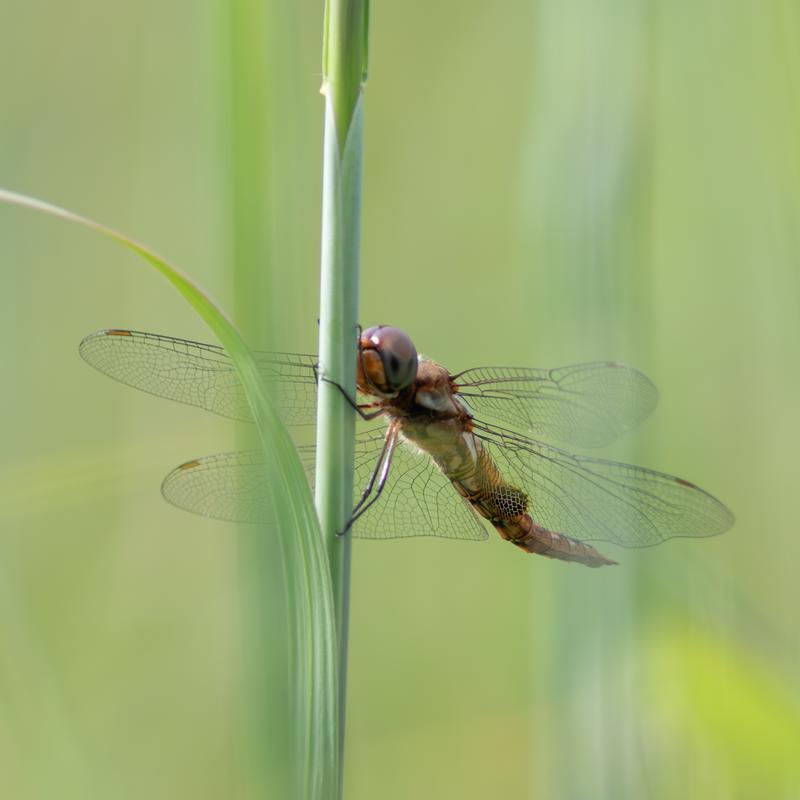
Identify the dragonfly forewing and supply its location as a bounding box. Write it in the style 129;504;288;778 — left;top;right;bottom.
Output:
454;362;658;448
79;329;319;425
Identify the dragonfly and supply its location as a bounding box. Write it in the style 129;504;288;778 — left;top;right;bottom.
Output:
79;325;734;568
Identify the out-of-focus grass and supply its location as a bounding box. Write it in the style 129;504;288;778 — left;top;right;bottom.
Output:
647;624;800;791
227;1;328;796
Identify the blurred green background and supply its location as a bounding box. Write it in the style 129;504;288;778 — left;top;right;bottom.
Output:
2;1;798;798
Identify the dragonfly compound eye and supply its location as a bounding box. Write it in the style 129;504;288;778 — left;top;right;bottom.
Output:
361;325;418;393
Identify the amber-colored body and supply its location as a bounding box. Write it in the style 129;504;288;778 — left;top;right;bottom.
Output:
359;355;617;568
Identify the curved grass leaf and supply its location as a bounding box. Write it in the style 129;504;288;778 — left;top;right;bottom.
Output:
0;188;338;798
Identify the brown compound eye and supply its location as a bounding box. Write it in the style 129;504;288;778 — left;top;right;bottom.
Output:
359;325;418;394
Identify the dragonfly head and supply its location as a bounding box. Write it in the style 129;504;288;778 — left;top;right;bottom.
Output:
358;325;418;397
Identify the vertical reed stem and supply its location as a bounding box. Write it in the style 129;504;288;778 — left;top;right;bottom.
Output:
316;1;369;795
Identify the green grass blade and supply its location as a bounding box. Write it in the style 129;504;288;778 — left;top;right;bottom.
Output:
0;188;339;799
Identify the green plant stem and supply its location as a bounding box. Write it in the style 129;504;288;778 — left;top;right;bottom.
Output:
316;1;369;794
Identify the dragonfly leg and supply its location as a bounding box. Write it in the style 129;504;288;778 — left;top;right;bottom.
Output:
351;429;393;515
339;425;399;536
316;370;384;421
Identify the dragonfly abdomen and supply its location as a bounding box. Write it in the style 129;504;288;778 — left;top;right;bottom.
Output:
497;517;618;568
455;445;618;568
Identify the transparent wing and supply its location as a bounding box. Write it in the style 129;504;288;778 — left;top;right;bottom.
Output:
474;423;734;548
79;329;318;424
454;362;658;448
161;430;488;542
352;430;487;541
161;448;316;523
